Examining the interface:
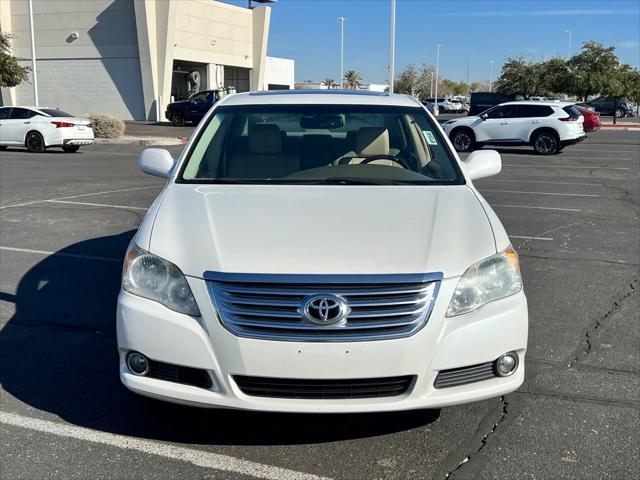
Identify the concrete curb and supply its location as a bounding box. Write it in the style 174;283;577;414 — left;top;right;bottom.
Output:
94;136;187;146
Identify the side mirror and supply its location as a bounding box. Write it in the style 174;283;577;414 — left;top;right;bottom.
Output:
480;113;488;120
139;148;174;178
463;150;501;180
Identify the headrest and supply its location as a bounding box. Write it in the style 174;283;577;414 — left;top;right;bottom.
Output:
356;127;389;157
249;124;282;154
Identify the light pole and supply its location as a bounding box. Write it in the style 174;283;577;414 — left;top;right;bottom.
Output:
388;0;396;93
430;72;434;98
434;44;441;115
28;0;39;105
489;60;494;92
465;58;470;99
338;17;346;88
565;29;572;59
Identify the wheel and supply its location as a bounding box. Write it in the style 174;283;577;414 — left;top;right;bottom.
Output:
450;128;475;152
171;112;185;126
614;108;624;118
62;145;80;153
25;131;46;153
532;131;559;155
0;146;7;151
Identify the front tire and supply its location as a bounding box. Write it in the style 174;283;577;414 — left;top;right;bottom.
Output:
62;145;80;153
451;128;475;152
25;131;46;153
532;131;559;155
614;108;624;118
171;112;185;127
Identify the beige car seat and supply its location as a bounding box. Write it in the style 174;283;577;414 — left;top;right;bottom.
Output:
228;124;299;178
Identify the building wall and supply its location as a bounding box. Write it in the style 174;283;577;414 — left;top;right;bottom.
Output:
2;0;145;119
264;56;294;90
0;0;271;121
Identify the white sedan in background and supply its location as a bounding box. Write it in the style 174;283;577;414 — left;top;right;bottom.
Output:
0;106;94;153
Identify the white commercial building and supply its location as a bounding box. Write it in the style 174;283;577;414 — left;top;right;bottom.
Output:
0;0;292;121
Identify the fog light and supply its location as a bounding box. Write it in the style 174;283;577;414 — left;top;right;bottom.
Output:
495;352;518;377
126;352;150;376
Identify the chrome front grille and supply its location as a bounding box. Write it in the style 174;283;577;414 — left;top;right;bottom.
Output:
205;272;441;342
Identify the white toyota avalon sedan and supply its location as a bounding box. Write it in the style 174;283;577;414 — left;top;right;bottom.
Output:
117;90;528;413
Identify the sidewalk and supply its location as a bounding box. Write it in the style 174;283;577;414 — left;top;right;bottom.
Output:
94;122;195;146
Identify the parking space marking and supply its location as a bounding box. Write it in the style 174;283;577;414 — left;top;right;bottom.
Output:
0;185;162;210
46;200;149;211
509;235;554;241
492;204;582;212
482;189;599;197
480;179;602;186
0;246;121;263
0;411;331;480
503;164;630;170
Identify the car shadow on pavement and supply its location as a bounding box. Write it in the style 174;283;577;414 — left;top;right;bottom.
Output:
0;231;440;446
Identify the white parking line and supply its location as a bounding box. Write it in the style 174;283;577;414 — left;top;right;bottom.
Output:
0;185;162;210
479;179;602;186
481;189;599;197
0;411;330;480
492;204;582;212
46;200;148;211
504;155;634;161
510;235;554;241
0;246;121;263
568;149;637;154
503;164;629;170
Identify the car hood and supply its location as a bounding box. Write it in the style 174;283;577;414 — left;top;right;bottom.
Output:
148;184;496;278
168;100;189;108
445;116;483;128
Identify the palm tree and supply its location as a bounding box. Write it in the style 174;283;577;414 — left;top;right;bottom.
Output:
343;70;361;90
323;78;337;89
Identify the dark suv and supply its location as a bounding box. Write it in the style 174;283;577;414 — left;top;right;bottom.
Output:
586;96;634;118
165;90;220;126
469;92;525;116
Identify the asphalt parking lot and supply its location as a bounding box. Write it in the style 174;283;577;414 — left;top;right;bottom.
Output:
0;130;638;479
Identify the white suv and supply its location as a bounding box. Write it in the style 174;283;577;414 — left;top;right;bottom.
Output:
117;91;528;413
443;101;586;155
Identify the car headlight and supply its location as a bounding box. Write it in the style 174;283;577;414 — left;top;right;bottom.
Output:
122;242;200;316
446;247;522;317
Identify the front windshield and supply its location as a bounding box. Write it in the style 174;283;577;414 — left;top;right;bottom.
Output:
178;104;464;185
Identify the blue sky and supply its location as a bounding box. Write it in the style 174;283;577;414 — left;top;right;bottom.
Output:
229;0;640;84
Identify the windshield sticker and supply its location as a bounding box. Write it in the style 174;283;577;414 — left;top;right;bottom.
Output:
423;131;438;145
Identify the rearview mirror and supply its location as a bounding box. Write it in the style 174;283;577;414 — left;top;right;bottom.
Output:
463;150;501;180
139;148;174;178
300;114;344;129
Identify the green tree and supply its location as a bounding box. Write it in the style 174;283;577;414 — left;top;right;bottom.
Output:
0;31;29;87
343;70;361;90
415;64;436;98
494;56;538;96
538;57;570;95
394;64;418;94
323;78;337;89
567;41;620;100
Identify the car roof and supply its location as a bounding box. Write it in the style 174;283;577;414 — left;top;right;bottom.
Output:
500;100;575;107
220;90;421;107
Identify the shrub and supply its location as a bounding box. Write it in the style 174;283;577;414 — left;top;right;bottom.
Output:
88;113;125;139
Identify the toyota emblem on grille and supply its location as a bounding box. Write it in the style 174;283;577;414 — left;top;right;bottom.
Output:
300;294;350;325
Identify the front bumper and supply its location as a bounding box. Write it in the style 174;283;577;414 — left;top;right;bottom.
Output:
117;277;528;412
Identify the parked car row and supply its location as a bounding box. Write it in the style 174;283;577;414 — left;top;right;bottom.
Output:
421;97;469;113
0;106;94;153
443;101;587;155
